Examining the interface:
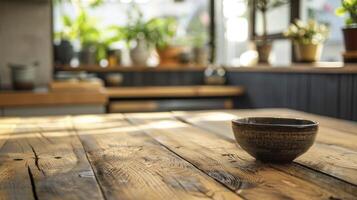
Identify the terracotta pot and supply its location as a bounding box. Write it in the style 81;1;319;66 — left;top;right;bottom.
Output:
256;42;272;63
157;46;183;65
294;43;322;62
343;27;357;51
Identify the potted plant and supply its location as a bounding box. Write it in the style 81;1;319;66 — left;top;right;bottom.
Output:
117;4;157;66
335;0;357;62
148;17;178;65
284;20;329;62
54;0;106;65
54;16;75;65
116;4;178;66
254;0;289;63
53;1;73;65
192;32;210;65
74;11;102;65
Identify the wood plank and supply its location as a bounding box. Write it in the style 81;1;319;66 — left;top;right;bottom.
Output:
225;63;357;74
73;115;242;200
126;113;357;200
105;86;244;98
0;114;125;134
109;101;159;113
57;63;357;74
174;110;357;186
0;119;34;199
56;64;206;72
0;91;107;107
0;118;104;199
0;116;73;134
174;110;357;151
49;81;104;92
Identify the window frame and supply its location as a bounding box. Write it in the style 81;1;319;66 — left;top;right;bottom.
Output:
249;0;300;62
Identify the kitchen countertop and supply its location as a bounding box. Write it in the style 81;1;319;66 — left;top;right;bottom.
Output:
0;85;244;107
0;90;107;107
0;108;356;199
225;62;357;74
105;85;245;98
55;62;357;74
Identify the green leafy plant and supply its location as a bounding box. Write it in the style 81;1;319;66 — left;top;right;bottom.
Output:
147;17;177;49
54;15;75;41
111;4;177;50
70;11;101;48
191;32;209;48
284;19;329;45
54;0;104;44
58;10;115;61
335;0;357;26
53;0;104;8
186;11;210;48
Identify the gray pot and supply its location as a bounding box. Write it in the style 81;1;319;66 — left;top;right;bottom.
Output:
79;46;97;65
194;46;210;65
54;39;74;65
130;38;150;66
9;62;38;90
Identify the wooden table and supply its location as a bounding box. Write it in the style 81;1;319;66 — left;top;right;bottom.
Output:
0;91;107;107
0;109;356;199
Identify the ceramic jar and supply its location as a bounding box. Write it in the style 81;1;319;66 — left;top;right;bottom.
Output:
9;62;38;90
130;38;150;66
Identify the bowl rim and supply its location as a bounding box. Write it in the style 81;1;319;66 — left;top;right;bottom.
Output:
232;117;318;129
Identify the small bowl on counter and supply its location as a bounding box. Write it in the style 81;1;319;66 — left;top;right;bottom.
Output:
232;117;318;163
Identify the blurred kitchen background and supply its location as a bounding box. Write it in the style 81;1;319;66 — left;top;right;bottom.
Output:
1;0;356;121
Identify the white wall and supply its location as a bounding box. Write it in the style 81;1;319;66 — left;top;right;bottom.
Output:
0;1;52;89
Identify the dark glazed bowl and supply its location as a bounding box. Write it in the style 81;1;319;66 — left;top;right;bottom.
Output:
232;117;318;163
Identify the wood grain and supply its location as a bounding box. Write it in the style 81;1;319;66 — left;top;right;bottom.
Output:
1;110;357;199
126;113;357;200
255;108;357;135
0;91;107;107
109;101;159;113
0;119;34;199
174;109;357;186
0;118;104;199
49;81;104;92
0;114;125;134
73;115;242;200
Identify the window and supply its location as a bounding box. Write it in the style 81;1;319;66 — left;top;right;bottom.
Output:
303;0;345;61
53;0;212;66
215;0;249;66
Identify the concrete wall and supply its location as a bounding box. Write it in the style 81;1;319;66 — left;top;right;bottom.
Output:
0;0;52;89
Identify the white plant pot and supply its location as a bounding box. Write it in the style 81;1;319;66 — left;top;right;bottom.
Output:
130;39;150;66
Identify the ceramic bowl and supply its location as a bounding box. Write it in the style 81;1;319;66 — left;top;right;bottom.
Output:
231;117;318;163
